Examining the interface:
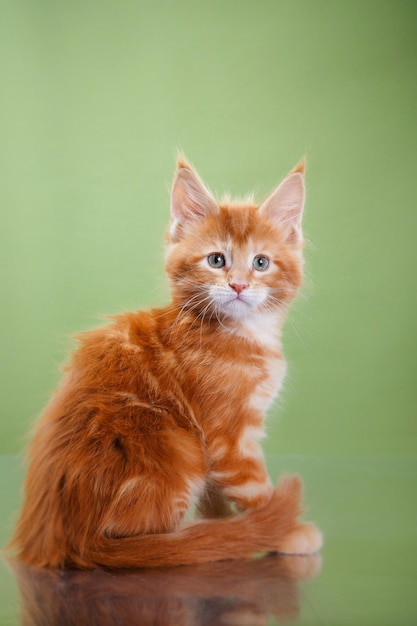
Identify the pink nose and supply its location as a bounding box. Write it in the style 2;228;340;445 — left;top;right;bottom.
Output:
229;283;249;295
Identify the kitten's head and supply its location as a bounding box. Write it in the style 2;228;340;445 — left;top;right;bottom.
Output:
165;158;306;326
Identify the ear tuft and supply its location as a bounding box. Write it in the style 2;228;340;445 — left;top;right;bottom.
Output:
176;153;193;171
291;157;306;175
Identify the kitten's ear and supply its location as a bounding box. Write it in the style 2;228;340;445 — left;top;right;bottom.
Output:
259;161;306;244
170;158;218;240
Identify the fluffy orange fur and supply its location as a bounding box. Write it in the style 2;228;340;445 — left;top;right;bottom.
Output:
8;158;322;568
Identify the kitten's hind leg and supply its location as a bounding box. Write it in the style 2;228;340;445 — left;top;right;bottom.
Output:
100;426;207;538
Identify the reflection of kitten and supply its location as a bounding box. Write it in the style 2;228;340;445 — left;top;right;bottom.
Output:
9;158;322;568
9;554;322;625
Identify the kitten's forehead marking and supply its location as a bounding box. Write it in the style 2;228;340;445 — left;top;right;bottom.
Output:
218;204;257;242
227;237;274;270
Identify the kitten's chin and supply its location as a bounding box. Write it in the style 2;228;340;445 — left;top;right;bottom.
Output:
208;287;277;323
220;297;261;321
218;297;285;330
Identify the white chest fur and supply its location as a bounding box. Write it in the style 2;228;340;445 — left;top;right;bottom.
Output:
236;312;287;415
249;354;287;415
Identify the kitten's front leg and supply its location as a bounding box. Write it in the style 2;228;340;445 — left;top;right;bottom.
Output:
208;422;273;511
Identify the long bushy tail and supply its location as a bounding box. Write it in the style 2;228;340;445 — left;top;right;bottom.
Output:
72;475;317;569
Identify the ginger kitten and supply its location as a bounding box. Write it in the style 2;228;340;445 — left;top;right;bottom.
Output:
9;158;322;568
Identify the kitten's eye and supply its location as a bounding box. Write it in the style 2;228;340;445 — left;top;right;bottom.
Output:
253;255;270;271
207;253;226;268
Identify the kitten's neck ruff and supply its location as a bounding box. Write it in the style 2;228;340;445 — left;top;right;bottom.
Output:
232;310;283;348
170;302;284;351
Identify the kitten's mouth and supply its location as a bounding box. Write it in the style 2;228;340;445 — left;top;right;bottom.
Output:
212;288;262;314
227;294;251;307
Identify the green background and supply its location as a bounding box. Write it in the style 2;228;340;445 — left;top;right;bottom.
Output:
1;0;416;456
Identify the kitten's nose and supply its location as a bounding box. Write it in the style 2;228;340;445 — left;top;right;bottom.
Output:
229;282;249;295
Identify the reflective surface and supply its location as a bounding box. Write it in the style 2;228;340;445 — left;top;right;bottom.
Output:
7;555;322;626
1;455;416;625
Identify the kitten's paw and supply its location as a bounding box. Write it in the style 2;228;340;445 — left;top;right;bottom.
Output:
279;522;323;555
